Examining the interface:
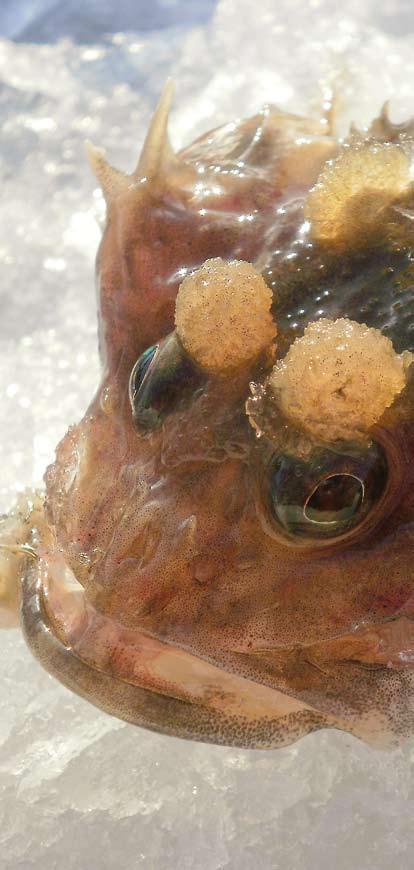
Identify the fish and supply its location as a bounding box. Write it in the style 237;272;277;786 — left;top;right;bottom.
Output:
2;82;414;749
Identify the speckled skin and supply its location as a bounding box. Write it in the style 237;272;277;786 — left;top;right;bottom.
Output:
17;94;414;748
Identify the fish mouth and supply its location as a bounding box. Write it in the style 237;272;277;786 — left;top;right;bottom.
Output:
20;543;333;749
19;510;414;750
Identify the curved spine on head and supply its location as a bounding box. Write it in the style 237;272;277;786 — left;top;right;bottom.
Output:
85;140;128;203
85;79;180;205
133;78;178;184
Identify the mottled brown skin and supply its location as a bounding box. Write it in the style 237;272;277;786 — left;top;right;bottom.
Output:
19;96;414;748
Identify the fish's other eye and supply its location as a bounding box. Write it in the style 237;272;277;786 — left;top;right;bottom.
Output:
129;343;160;429
130;344;159;393
268;441;387;540
129;332;204;430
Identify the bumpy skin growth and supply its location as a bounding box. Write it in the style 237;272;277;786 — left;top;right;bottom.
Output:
16;88;414;749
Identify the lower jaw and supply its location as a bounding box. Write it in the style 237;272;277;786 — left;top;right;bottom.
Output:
20;542;338;749
18;508;406;750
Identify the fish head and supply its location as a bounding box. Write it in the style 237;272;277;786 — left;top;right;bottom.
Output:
21;88;414;748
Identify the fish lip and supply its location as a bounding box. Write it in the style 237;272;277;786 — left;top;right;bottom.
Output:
18;519;411;750
21;558;408;750
19;546;333;749
20;559;212;742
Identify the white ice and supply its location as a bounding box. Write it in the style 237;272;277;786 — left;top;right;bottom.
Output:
2;0;414;867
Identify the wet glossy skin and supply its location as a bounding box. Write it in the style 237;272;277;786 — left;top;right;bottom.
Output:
16;91;414;748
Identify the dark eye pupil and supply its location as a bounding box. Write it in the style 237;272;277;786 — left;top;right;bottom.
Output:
304;474;364;525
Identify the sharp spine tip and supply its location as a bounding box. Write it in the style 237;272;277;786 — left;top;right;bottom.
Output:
85;139;127;202
134;78;177;182
380;100;391;120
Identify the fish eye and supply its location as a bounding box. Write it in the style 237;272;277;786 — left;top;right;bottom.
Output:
129;332;204;430
130;344;159;394
268;441;388;540
129;343;161;428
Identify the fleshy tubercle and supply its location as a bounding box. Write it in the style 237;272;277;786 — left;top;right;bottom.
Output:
304;141;412;248
266;317;412;443
174;258;276;374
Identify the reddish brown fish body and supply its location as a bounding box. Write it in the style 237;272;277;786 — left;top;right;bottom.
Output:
19;90;414;748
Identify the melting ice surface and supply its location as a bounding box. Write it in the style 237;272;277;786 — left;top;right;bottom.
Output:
3;0;414;866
